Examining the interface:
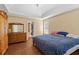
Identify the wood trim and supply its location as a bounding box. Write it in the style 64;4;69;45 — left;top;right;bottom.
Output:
9;23;24;25
0;10;8;19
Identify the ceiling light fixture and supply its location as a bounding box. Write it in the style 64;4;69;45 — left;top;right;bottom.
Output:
36;4;39;7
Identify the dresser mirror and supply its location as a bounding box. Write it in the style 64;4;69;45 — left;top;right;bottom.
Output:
8;23;24;33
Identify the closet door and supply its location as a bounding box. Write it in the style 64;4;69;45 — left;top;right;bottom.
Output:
0;15;5;54
0;11;8;54
4;15;8;53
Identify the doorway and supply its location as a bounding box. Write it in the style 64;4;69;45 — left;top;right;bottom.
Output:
28;22;34;36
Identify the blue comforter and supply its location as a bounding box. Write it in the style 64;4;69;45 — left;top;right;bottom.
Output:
33;35;79;55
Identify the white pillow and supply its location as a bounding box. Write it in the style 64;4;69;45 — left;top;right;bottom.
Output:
67;34;79;38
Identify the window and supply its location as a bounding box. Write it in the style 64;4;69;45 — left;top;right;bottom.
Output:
44;21;49;34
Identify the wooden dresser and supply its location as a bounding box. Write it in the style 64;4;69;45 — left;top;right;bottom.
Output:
8;32;27;43
0;10;8;54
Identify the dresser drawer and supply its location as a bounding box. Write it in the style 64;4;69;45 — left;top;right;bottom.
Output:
8;32;27;43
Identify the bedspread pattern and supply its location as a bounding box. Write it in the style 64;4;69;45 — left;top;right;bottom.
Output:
33;35;79;55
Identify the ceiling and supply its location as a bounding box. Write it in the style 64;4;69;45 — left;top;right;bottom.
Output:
1;4;79;19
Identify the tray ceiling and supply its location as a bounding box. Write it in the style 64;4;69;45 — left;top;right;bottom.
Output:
2;4;79;19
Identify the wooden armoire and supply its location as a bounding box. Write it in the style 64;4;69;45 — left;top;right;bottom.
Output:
0;10;8;54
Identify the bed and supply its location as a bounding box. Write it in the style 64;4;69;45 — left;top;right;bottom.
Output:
33;34;79;55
